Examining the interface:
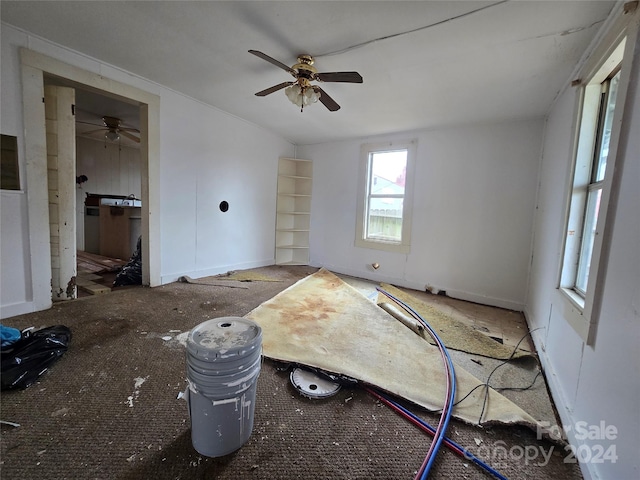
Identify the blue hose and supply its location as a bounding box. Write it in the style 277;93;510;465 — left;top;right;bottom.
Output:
420;332;455;479
373;389;509;480
376;288;456;479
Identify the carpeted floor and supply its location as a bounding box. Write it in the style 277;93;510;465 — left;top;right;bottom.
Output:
0;265;582;480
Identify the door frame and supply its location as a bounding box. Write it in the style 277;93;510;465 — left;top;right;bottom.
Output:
20;48;161;311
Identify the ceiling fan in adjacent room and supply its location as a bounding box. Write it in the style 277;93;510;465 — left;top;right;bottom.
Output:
77;116;140;143
249;50;363;112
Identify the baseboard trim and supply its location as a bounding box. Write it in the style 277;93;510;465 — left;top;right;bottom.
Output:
161;259;275;284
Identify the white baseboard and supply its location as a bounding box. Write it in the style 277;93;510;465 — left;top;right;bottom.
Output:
445;289;524;311
161;258;275;284
1;301;37;320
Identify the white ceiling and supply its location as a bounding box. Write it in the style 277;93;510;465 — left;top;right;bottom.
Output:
2;1;616;145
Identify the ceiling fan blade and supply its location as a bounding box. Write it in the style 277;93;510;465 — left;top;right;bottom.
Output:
81;128;107;135
120;130;140;143
255;81;294;97
249;50;297;76
76;120;103;127
120;127;140;133
315;71;363;83
314;87;341;112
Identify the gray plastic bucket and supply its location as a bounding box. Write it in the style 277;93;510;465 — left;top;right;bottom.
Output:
185;317;262;457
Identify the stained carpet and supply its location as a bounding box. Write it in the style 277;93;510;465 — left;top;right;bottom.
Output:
0;266;580;480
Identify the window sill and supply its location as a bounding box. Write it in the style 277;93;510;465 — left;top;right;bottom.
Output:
355;238;410;254
557;288;590;342
560;287;585;311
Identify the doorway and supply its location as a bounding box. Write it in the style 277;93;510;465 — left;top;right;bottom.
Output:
72;87;142;296
20;49;160;311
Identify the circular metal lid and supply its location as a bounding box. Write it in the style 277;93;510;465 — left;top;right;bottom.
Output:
290;368;341;399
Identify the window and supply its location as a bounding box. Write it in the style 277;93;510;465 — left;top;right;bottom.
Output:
574;69;620;295
559;21;634;343
1;134;20;190
355;141;416;253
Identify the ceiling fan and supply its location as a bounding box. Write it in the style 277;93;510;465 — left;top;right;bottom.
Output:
77;116;140;143
249;50;363;112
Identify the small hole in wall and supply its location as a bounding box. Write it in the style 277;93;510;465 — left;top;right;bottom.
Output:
219;201;229;212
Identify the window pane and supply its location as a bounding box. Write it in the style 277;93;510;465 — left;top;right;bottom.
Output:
366;150;407;243
367;197;404;242
370;151;406;195
594;71;620;182
576;188;602;293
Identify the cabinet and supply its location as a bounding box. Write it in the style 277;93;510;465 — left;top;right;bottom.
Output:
99;205;141;260
275;157;312;265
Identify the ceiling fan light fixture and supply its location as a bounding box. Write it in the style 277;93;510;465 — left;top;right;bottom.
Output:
285;84;302;106
285;84;320;111
303;87;320;106
105;130;120;142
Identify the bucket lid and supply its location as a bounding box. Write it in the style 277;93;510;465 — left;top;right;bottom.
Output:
290;368;341;399
187;317;262;362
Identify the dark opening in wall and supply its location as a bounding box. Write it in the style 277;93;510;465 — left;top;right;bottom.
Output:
1;134;20;190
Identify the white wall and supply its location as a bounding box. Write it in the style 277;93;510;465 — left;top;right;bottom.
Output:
298;119;543;310
76;137;142;200
525;27;640;480
0;191;32;317
1;25;33;317
1;24;294;317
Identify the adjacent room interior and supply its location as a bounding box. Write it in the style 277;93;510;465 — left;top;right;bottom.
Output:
1;2;638;480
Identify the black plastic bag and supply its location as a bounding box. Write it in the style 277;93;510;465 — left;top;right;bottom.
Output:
114;235;142;287
1;325;72;390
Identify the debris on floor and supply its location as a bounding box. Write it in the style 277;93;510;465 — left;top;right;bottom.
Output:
290;367;341;399
178;276;249;289
216;270;284;282
1;325;72;390
114;236;142;287
245;268;543;429
77;250;127;295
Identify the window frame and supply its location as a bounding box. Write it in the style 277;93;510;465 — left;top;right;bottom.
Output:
355;140;417;253
574;68;620;297
558;7;638;344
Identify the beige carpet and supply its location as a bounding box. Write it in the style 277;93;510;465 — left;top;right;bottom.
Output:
246;268;542;429
378;283;533;360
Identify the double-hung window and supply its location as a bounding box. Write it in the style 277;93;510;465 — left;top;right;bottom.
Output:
355;141;416;253
574;69;620;295
559;6;637;343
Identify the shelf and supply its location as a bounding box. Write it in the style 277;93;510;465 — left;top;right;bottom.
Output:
276;157;312;266
279;175;312;180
